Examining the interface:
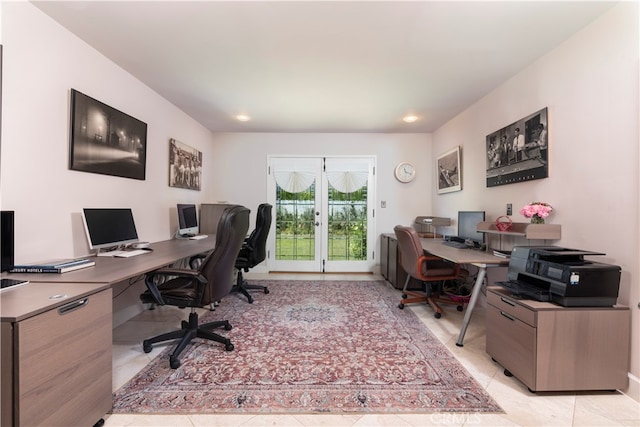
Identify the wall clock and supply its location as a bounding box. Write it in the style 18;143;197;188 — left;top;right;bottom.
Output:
394;162;416;183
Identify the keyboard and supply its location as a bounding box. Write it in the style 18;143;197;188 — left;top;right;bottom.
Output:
112;249;149;258
443;240;470;249
189;234;208;240
1;278;29;291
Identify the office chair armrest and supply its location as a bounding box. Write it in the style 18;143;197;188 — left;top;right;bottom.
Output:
417;255;461;274
144;268;207;305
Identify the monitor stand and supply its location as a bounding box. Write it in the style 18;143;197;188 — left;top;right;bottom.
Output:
96;246;124;257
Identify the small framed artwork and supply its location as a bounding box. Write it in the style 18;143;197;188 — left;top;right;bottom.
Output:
69;89;147;180
169;138;202;191
437;146;461;194
485;107;548;187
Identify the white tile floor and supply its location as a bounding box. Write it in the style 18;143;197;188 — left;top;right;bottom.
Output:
105;273;640;427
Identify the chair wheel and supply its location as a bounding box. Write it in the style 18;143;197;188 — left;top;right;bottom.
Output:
264;287;270;294
457;305;463;311
247;296;254;304
401;293;407;299
169;357;181;369
181;320;189;329
398;303;405;309
225;343;234;351
434;312;442;319
504;369;513;377
143;341;152;353
224;323;233;331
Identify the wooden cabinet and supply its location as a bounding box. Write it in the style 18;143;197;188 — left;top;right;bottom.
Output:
486;287;630;392
199;203;232;235
380;233;421;290
1;284;112;426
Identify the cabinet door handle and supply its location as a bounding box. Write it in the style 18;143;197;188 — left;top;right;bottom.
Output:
500;297;516;307
500;311;516;321
58;297;89;315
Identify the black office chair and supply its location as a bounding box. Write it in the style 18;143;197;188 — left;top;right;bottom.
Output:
139;205;250;369
232;203;272;303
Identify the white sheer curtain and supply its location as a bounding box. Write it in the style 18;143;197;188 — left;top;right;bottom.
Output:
324;158;369;193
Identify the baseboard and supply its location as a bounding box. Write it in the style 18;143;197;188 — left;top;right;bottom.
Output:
626;373;640;402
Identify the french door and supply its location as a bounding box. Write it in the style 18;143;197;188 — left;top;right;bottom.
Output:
267;156;376;273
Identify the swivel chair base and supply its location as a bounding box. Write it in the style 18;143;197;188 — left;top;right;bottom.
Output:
232;271;269;303
142;309;234;369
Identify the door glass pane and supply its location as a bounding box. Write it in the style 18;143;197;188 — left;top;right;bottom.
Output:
327;183;367;261
275;182;316;261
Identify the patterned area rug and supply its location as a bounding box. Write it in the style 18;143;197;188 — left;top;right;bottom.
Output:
112;280;502;414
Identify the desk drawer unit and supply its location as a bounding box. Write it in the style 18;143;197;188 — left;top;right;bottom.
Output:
486;287;630;392
15;288;113;426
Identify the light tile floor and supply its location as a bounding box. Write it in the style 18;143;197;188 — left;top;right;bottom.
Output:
105;273;640;427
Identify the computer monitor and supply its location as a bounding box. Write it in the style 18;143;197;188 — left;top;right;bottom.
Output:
1;211;15;272
457;211;485;246
177;203;198;236
82;208;139;251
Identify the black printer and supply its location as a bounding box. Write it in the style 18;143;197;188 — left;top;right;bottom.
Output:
497;246;621;307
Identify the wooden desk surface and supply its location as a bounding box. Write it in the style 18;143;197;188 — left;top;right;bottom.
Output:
2;236;216;285
0;281;111;322
419;237;509;266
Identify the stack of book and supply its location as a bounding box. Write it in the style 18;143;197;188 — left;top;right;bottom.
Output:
9;257;95;273
492;249;512;258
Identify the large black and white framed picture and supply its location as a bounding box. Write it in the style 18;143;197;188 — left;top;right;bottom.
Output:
485;107;548;187
437;146;462;194
169;138;202;191
69;89;147;180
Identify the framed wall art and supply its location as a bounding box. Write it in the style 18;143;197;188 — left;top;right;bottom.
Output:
69;89;147;180
169;138;202;191
437;146;461;194
485;107;548;187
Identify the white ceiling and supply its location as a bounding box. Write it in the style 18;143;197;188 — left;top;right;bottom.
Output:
33;1;616;133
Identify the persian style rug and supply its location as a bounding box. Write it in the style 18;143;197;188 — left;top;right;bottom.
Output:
112;280;502;414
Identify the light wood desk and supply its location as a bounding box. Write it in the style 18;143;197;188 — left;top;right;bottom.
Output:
4;236;216;284
419;238;509;346
1;281;112;426
0;236;215;426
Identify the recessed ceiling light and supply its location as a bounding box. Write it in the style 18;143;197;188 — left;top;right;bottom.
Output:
403;115;418;123
236;114;251;122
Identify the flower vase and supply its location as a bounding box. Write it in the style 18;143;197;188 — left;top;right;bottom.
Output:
530;215;545;224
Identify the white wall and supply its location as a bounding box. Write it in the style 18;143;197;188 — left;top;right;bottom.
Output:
431;2;639;399
1;3;217;263
208;132;433;261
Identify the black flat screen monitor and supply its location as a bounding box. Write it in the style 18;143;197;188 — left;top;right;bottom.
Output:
82;208;139;250
177;204;198;236
1;211;15;272
457;211;485;245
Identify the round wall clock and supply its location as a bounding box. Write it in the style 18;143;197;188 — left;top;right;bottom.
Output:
394;162;416;183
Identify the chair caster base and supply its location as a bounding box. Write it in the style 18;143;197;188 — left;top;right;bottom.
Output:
434;312;442;319
264;287;270;294
170;356;181;369
143;340;152;353
398;303;405;309
225;342;234;351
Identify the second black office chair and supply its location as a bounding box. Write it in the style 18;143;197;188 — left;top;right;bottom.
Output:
232;203;272;303
139;205;250;369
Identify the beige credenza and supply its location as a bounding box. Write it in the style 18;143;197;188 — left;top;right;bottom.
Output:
1;282;112;426
199;203;232;235
486;286;630;392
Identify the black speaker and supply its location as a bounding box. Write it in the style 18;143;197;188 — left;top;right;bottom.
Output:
1;210;15;272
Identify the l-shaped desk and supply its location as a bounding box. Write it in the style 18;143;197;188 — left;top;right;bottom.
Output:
1;236;216;427
418;237;509;346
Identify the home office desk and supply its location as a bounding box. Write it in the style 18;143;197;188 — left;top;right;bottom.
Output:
0;236;215;426
4;235;216;285
418;238;509;346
